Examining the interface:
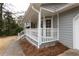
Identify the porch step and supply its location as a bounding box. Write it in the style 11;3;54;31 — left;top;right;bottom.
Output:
17;34;25;40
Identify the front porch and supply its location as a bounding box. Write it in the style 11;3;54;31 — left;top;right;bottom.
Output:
18;5;59;48
25;28;57;47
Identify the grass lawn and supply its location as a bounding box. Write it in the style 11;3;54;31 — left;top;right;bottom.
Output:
0;36;17;55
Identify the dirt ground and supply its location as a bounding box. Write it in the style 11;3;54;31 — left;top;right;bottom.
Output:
0;36;17;55
19;39;69;56
58;49;79;56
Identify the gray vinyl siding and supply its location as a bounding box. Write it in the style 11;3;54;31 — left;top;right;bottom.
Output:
59;6;79;48
41;3;67;11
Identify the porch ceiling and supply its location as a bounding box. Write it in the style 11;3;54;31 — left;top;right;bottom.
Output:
27;8;53;23
32;3;42;11
31;10;38;23
41;9;54;16
30;9;54;23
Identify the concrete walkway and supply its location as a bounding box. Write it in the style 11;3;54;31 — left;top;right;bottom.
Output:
58;49;79;56
2;40;25;56
0;36;17;55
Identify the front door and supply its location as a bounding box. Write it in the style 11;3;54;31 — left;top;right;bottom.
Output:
46;19;51;36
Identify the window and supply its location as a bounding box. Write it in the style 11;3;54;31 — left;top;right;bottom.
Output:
46;19;51;28
41;21;43;28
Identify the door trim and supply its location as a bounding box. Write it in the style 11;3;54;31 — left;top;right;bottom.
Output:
73;14;79;49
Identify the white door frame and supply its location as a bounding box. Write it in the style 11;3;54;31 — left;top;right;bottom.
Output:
73;14;79;49
43;17;53;37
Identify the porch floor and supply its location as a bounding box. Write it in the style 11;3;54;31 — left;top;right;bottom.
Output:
19;38;69;56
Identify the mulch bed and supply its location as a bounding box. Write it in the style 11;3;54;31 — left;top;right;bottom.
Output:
19;39;69;56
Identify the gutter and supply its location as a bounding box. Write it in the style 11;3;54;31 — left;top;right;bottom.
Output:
55;3;79;13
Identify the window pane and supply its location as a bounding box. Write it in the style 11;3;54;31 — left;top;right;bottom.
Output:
46;20;51;28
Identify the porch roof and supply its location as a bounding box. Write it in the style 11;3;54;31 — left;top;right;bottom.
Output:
23;3;79;23
23;3;41;23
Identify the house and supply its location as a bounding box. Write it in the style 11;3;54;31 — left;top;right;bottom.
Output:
18;3;79;50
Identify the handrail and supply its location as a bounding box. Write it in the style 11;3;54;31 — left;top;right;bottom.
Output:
26;28;57;39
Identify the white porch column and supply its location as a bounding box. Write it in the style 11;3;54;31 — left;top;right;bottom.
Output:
29;19;31;36
38;8;42;48
30;19;31;28
43;15;46;37
24;22;26;29
57;13;59;40
51;16;53;38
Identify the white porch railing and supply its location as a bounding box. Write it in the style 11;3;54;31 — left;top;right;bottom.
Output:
25;28;57;47
18;28;57;48
26;28;38;42
41;28;57;43
17;30;25;40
